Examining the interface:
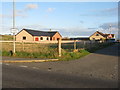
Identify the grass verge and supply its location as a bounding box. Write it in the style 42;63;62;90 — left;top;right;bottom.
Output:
2;42;115;61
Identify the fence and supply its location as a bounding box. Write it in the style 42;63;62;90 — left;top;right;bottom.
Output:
1;40;112;57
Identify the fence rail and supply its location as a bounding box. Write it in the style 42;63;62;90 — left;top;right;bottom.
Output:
0;40;92;43
1;40;111;57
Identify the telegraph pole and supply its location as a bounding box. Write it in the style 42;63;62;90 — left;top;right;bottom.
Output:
11;0;17;54
109;24;112;34
13;0;15;53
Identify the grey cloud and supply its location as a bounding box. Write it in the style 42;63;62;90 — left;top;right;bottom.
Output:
80;21;84;24
80;7;118;17
102;7;118;13
16;25;95;37
92;7;118;13
99;22;119;39
88;28;97;30
99;22;118;29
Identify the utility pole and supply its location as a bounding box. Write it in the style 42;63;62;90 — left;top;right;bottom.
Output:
13;0;15;53
109;24;112;34
74;40;76;50
11;0;17;54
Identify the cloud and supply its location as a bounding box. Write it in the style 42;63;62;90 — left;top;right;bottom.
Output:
56;27;95;37
1;3;38;19
0;11;27;19
101;7;118;12
15;24;94;37
88;28;98;30
92;7;118;13
80;7;118;17
0;14;12;18
15;4;38;17
99;22;118;39
99;22;118;29
25;4;38;10
47;8;55;12
80;21;84;24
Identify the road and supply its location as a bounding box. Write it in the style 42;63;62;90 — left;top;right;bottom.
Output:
2;43;119;88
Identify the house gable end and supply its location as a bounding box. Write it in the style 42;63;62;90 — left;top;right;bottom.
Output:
52;32;62;38
90;31;105;38
16;29;33;37
16;29;33;41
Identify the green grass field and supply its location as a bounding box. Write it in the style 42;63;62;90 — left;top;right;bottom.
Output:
1;35;114;60
0;35;13;41
1;41;114;61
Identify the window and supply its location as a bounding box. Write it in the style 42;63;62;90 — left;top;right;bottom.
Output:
50;37;52;40
96;34;99;36
40;37;43;40
47;37;49;40
57;38;59;40
23;36;26;40
93;38;95;40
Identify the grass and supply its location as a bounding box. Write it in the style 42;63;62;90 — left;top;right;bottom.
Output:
1;41;115;61
0;35;13;41
59;49;90;61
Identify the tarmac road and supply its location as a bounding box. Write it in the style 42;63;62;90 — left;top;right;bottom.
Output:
2;43;119;88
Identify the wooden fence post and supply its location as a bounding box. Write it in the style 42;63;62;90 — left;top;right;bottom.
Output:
58;39;61;57
22;41;24;51
74;40;76;50
83;41;86;48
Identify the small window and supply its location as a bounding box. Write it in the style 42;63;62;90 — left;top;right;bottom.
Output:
57;38;59;40
40;37;43;40
96;34;99;36
23;36;26;40
93;38;95;40
47;37;49;40
50;37;52;40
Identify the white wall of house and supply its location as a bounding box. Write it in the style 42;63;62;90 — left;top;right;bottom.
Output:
34;36;50;41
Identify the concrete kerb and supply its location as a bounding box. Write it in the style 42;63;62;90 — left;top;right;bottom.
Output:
1;59;59;63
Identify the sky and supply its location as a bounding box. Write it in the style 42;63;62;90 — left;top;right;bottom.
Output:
1;1;119;39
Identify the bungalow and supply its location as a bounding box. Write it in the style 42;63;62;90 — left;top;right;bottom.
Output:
15;29;62;41
89;31;115;41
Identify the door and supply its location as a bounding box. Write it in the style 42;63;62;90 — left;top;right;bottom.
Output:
35;37;39;41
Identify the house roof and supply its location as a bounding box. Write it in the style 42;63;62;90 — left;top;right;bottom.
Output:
96;31;105;36
90;31;115;38
89;31;105;37
18;28;59;37
104;34;114;37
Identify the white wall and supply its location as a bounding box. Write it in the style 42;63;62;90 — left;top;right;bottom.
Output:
34;36;50;41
